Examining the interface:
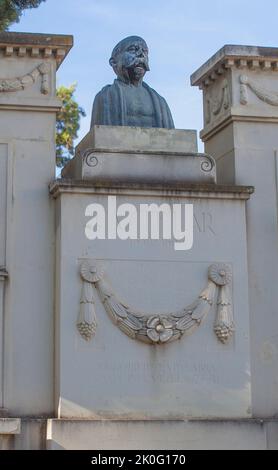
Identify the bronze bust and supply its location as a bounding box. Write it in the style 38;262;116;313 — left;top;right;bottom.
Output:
91;36;174;129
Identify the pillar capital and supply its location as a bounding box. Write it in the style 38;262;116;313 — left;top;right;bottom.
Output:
0;32;73;112
191;45;278;141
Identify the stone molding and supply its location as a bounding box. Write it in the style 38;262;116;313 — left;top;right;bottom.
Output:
0;101;62;113
46;418;278;450
0;32;73;69
0;418;21;435
49;179;254;200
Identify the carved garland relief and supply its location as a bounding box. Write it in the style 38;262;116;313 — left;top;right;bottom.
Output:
77;260;235;345
0;63;51;95
239;74;278;106
205;79;230;124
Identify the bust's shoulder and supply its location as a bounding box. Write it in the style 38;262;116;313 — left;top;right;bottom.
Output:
95;84;112;98
142;82;167;102
95;81;121;100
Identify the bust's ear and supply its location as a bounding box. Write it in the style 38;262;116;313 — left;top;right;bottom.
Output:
109;57;116;67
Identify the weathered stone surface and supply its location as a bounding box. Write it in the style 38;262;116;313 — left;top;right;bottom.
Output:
51;178;252;419
0;32;72;417
0;419;47;450
0;418;21;435
50;179;253;197
63;151;216;184
62;126;216;184
47;419;274;450
0;417;277;449
76;126;198;154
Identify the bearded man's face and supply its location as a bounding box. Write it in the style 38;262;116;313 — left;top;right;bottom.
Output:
121;40;149;81
110;39;150;84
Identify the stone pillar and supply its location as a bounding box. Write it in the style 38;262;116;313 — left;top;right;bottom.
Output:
0;268;8;411
0;32;72;416
191;45;278;417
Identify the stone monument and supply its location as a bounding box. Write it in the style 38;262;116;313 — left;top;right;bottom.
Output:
0;33;277;450
51;38;254;449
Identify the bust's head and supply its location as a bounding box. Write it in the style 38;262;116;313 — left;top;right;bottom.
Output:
109;36;150;86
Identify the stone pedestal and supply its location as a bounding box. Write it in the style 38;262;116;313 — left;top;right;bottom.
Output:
50;127;253;425
62;126;216;184
191;45;278;417
0;32;72;418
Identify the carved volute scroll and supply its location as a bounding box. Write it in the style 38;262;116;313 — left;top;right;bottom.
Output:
77;260;234;345
199;153;216;173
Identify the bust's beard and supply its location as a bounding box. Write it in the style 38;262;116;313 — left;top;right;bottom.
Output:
116;66;147;85
128;65;146;82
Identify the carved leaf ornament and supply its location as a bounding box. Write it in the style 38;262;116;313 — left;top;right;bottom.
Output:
206;79;230;124
0;63;50;95
78;260;234;345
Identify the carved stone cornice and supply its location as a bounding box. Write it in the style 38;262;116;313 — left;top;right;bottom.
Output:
191;45;278;138
49;179;254;200
191;45;278;90
0;32;73;69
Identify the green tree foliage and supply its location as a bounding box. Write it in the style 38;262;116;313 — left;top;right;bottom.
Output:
0;0;46;31
56;84;86;168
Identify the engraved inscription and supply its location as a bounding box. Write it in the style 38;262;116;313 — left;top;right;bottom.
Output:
194;212;216;235
108;211;216;246
97;360;220;385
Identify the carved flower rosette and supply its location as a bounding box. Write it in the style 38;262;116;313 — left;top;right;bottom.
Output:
146;316;175;343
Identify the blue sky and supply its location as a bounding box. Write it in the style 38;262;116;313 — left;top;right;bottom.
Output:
11;0;278;149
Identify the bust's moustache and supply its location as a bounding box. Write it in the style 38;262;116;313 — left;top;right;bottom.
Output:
126;58;149;71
